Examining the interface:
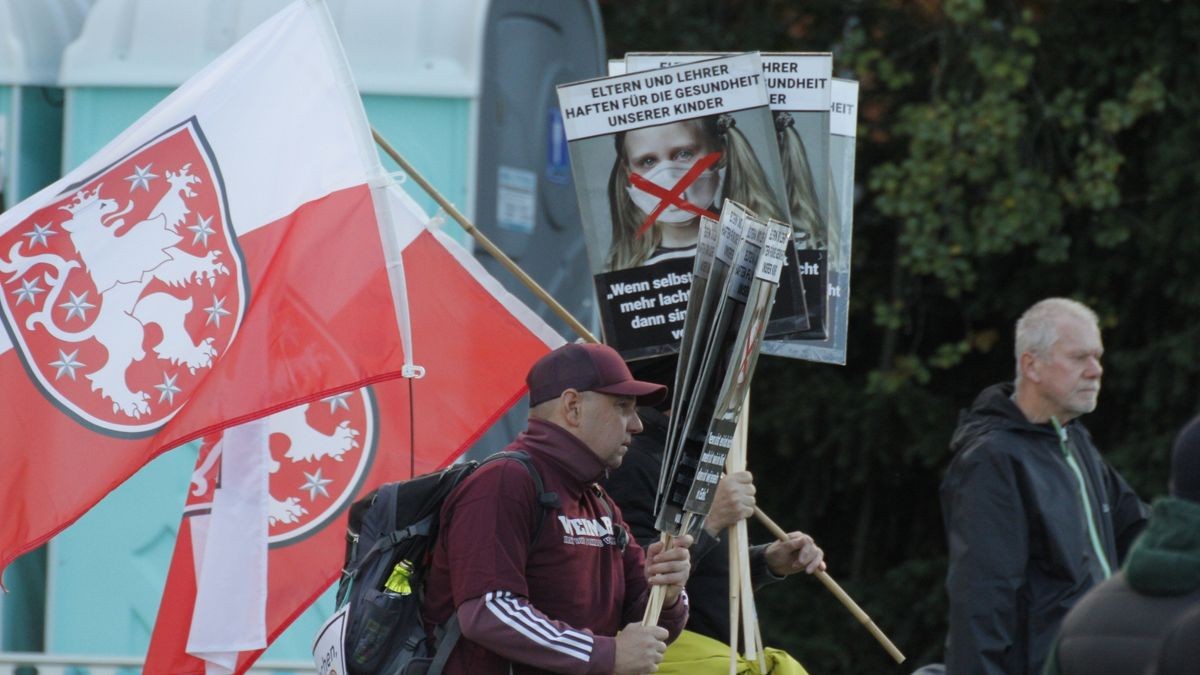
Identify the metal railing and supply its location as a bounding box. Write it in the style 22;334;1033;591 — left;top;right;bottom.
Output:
0;652;316;675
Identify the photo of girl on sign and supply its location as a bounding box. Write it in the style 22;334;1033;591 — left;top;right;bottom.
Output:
775;110;827;253
606;113;785;271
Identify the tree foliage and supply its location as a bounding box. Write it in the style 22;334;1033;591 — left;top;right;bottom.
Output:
599;1;1200;671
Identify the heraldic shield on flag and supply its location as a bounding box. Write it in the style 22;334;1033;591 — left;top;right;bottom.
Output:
0;0;426;576
0;118;245;435
184;388;377;547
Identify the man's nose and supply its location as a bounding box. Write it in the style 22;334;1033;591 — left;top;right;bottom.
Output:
1086;357;1103;378
630;413;644;433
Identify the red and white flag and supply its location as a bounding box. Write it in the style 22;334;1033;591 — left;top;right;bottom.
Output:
145;185;561;674
0;0;415;573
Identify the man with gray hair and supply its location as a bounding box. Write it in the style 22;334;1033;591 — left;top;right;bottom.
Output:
940;297;1147;674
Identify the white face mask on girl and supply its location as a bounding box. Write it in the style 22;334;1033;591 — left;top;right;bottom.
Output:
626;161;725;223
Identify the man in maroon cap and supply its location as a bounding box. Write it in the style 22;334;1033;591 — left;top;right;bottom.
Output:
422;342;693;674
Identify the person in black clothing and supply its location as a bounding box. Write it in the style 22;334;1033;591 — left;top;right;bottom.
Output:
940;298;1148;675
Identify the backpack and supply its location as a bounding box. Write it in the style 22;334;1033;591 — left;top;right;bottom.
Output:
336;451;559;675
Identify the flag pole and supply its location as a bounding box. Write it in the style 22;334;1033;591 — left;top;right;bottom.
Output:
753;507;906;664
370;129;597;343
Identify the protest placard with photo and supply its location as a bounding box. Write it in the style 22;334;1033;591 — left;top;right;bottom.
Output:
761;53;833;339
764;77;858;364
556;52;805;360
626;52;834;345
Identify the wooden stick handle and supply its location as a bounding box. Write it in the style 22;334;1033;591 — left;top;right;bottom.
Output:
371;128;597;344
753;507;906;664
728;527;740;675
641;531;672;626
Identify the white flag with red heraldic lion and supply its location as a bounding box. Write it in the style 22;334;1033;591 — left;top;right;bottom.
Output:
0;0;416;576
144;184;563;674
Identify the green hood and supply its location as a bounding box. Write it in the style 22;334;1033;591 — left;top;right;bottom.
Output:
1124;496;1200;595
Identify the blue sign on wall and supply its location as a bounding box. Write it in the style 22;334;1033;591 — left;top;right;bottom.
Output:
545;108;571;185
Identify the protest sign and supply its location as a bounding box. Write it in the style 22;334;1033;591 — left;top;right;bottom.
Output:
764;77;858;364
627;51;837;346
556;52;805;360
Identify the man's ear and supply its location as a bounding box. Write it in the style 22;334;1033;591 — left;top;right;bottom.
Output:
1019;352;1041;384
559;389;583;427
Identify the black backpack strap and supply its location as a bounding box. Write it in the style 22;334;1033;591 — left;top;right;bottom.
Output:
478;451;560;545
426;613;461;675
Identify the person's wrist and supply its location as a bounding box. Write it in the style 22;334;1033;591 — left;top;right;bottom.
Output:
763;543;788;577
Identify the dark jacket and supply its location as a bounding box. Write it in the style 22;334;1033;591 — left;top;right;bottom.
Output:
1154;602;1200;675
940;383;1148;675
1046;496;1200;675
604;407;779;646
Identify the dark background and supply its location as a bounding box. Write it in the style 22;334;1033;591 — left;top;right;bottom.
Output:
598;1;1200;671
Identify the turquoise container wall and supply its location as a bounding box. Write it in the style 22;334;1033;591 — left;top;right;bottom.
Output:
1;85;67;206
1;85;12;205
2;83;67;655
47;444;198;656
50;85;472;663
13;86;66;202
365;93;473;245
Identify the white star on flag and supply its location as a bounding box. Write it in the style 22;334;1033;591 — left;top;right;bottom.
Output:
125;164;158;192
322;393;351;413
49;349;85;381
189;214;216;247
13;278;46;306
155;373;183;405
300;468;333;501
59;291;96;322
204;295;231;327
22;223;56;248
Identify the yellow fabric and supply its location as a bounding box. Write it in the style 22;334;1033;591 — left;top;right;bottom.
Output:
657;629;810;674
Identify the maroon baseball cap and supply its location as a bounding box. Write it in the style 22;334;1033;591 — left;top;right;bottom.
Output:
527;343;668;407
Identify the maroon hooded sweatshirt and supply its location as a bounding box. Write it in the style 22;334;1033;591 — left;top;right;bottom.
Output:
422;418;688;674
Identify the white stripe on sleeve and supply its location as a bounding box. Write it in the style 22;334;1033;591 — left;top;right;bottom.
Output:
483;591;593;662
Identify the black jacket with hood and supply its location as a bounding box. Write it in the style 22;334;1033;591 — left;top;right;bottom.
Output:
940;383;1148;675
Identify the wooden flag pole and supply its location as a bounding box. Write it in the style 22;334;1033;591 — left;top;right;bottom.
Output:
371;128;597;343
753;507;906;664
728;530;740;675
